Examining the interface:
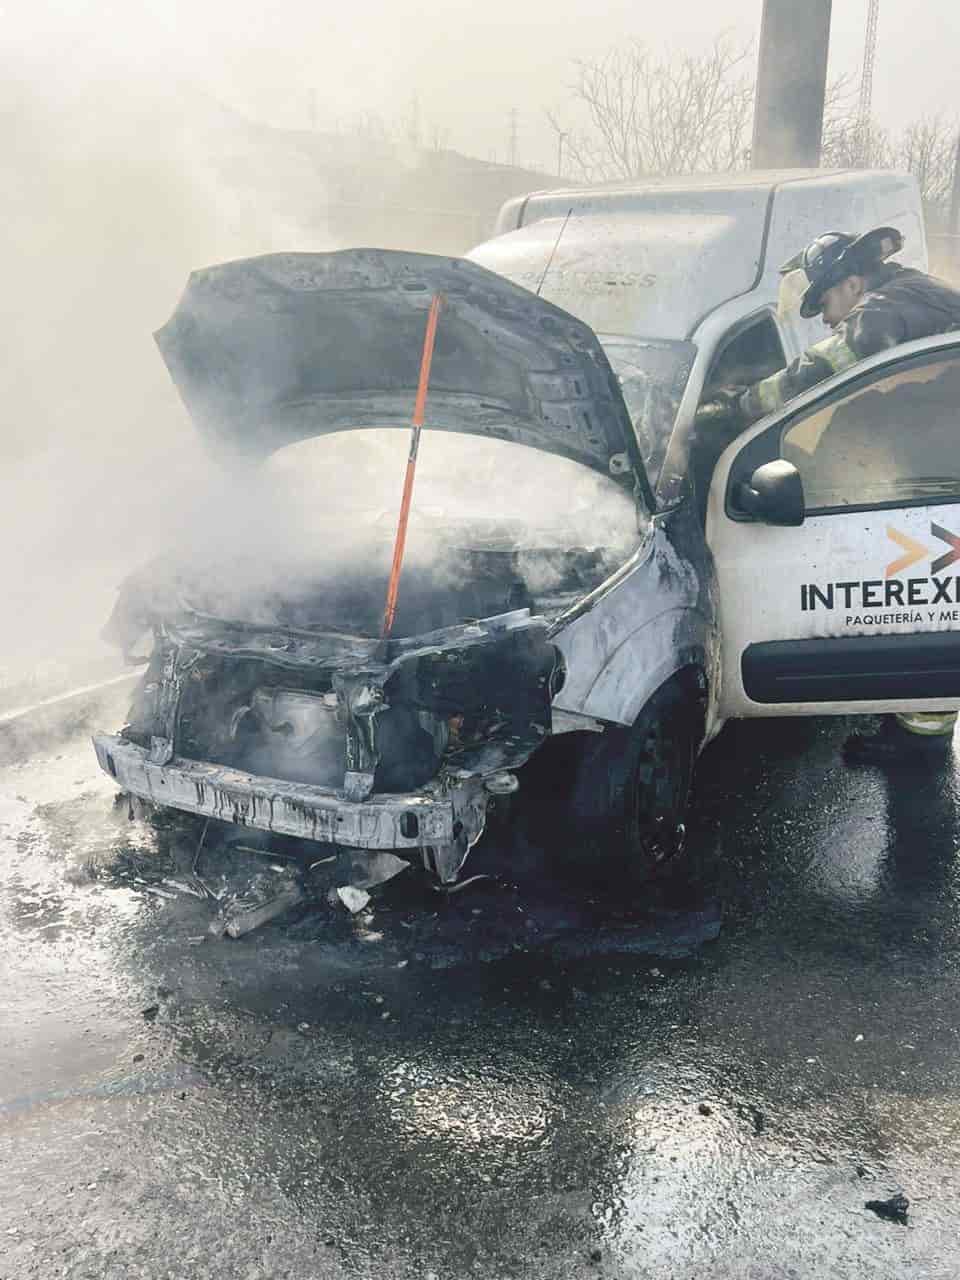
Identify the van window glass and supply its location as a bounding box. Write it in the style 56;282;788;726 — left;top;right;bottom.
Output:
781;350;960;510
705;316;785;395
601;337;696;486
686;314;786;522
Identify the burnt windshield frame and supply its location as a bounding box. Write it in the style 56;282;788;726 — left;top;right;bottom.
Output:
601;336;697;493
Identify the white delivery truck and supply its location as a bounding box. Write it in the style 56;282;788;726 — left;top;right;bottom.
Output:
94;169;960;887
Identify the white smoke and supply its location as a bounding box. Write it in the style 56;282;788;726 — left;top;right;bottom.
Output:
0;21;638;696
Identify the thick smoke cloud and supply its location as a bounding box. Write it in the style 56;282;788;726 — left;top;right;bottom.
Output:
0;29;637;698
0;42;341;698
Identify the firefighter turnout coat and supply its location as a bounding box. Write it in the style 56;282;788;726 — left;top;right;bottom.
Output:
740;264;960;425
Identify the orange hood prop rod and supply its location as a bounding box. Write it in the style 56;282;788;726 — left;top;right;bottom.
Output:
378;293;444;655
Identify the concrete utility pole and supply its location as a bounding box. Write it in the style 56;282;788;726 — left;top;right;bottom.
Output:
752;0;833;169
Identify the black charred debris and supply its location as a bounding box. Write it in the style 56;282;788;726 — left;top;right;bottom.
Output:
864;1192;909;1224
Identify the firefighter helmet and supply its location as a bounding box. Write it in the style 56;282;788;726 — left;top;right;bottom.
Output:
780;227;904;319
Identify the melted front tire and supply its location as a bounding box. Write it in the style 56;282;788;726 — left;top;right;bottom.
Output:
565;674;703;886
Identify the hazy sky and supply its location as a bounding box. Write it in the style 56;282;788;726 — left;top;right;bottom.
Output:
2;0;957;671
4;0;959;169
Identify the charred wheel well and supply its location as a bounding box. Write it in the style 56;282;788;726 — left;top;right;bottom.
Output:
653;663;708;744
525;665;707;800
525;664;709;847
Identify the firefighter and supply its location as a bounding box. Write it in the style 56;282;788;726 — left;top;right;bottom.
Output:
699;226;960;763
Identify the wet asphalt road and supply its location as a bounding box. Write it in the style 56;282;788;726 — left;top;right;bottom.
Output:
2;706;960;1279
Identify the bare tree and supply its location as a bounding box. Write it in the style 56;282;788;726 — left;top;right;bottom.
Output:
819;73;882;168
821;117;890;170
822;106;958;226
427;121;451;153
547;35;754;182
336;110;394;145
897;117;957;216
336;103;452;156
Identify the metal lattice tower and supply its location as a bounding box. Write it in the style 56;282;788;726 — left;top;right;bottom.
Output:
508;108;519;168
858;0;880;136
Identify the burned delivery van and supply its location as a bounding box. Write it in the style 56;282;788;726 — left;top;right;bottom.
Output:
95;170;960;886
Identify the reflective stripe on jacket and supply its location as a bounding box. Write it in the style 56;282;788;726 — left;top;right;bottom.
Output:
895;711;959;737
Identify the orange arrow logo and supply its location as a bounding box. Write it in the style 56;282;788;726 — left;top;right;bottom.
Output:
886;527;928;578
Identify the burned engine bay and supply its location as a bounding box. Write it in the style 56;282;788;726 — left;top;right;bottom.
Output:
95;242;647;883
109;513;617;774
98;474;636;881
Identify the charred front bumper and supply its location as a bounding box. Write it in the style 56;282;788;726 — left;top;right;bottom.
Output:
93;733;491;879
94;608;559;882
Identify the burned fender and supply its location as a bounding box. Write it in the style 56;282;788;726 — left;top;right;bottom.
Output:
549;502;719;729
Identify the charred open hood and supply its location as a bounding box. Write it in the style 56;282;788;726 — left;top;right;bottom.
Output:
155;249;649;493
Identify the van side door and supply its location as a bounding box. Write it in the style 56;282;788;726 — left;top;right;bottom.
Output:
707;337;960;719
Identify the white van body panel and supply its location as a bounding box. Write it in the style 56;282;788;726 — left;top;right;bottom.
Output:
472;169;936;736
707;333;960;722
476;170;926;348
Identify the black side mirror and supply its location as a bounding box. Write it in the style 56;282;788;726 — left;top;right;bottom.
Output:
736;460;805;526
